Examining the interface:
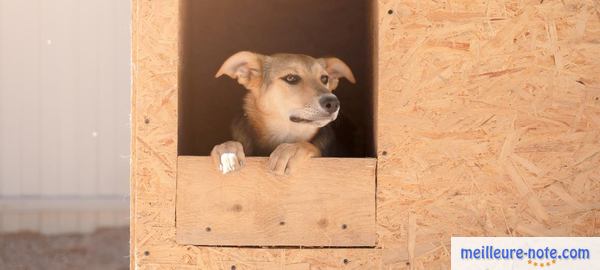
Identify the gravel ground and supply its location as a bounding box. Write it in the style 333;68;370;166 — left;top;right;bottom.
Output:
0;227;129;270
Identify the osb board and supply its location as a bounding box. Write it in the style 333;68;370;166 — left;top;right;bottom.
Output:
131;0;178;269
131;0;382;269
376;0;600;268
132;0;600;270
136;227;381;269
176;157;376;247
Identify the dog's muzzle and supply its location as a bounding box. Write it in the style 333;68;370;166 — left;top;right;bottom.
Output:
289;94;340;127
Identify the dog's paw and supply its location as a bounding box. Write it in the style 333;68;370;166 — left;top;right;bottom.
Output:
211;141;245;174
268;142;319;175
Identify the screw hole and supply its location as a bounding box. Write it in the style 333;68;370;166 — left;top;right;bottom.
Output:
279;221;285;226
143;251;150;256
381;151;388;156
144;118;150;124
205;227;211;232
343;258;350;264
341;224;348;230
231;265;237;270
387;9;394;15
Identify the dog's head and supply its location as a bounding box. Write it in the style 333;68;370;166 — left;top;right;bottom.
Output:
216;51;355;127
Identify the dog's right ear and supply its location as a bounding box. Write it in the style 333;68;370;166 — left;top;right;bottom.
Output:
216;51;264;91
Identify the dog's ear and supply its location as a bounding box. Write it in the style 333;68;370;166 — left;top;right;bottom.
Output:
216;51;264;90
321;57;356;90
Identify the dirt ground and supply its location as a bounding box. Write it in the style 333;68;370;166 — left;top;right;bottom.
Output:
0;227;129;270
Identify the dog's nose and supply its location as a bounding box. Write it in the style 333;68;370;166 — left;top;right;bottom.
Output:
319;95;340;114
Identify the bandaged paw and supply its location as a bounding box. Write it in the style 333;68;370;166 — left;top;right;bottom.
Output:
219;152;238;174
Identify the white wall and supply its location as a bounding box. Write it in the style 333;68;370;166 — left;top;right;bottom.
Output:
0;0;130;234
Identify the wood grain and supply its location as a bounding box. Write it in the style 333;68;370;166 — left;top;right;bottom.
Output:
176;156;377;247
376;0;600;267
132;0;600;268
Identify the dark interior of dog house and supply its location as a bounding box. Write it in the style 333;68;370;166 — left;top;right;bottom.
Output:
178;0;375;157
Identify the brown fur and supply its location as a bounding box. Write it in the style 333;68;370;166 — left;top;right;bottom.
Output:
211;51;355;175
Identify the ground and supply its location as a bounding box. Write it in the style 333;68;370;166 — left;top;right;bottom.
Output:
0;227;128;270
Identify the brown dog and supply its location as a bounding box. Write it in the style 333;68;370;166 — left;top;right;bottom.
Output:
211;51;355;175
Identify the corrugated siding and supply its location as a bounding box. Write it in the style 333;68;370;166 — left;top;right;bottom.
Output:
0;0;130;234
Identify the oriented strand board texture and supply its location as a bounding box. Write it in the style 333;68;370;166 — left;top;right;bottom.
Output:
131;0;178;269
132;0;600;269
131;0;381;269
377;0;600;268
177;157;376;247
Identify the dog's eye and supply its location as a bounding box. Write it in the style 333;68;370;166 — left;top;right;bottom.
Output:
320;75;329;84
282;74;301;85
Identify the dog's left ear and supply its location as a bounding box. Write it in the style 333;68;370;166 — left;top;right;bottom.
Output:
216;51;265;91
320;57;356;90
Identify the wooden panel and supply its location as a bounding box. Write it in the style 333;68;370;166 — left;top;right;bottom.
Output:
131;0;383;268
132;0;600;269
176;156;376;247
130;0;179;268
376;0;600;268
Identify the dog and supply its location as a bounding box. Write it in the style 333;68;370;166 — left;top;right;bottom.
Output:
211;51;355;175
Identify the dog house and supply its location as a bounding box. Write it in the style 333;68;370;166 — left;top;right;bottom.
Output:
131;0;600;268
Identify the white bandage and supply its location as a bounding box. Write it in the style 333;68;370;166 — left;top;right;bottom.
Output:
219;152;238;174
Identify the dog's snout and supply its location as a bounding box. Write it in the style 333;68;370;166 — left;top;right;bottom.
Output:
319;95;340;114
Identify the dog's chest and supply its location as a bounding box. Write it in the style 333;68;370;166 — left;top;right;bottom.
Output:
264;122;318;146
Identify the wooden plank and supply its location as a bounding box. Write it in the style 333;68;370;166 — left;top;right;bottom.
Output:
376;0;600;268
137;226;382;269
176;156;377;247
131;0;600;268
